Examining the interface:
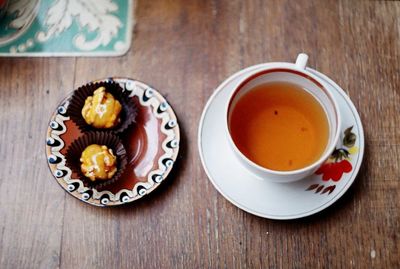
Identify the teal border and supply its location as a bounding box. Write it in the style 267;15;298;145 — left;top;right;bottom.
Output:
0;0;134;57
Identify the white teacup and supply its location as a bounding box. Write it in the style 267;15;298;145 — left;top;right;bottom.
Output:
224;53;342;183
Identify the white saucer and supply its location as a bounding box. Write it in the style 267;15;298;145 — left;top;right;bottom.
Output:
198;64;364;219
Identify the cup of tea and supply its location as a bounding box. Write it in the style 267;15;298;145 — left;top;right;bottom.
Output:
225;53;341;183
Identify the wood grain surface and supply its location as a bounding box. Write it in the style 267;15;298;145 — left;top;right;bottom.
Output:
1;0;399;268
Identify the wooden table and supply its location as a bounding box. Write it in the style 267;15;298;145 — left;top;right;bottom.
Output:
1;1;399;268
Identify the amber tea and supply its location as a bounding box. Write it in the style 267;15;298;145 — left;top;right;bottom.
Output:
229;82;329;171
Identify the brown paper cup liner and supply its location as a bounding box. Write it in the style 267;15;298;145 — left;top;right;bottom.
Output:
67;80;137;134
65;132;128;189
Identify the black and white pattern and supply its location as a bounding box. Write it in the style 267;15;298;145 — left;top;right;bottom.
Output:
46;78;180;206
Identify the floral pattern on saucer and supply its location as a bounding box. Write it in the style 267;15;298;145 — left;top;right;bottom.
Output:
306;126;358;195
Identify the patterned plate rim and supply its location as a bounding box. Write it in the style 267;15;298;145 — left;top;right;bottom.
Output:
45;78;180;206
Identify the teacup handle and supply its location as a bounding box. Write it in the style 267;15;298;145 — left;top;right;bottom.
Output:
295;53;309;69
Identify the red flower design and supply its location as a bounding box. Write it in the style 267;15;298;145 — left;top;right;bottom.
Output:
315;160;352;182
307;126;357;195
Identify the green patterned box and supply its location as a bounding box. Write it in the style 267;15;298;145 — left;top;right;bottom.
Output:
0;0;134;56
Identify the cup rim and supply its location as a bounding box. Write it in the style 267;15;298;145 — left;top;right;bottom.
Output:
224;63;342;176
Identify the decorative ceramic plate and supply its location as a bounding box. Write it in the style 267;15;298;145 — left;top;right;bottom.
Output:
198;65;364;219
46;78;180;206
0;0;40;46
